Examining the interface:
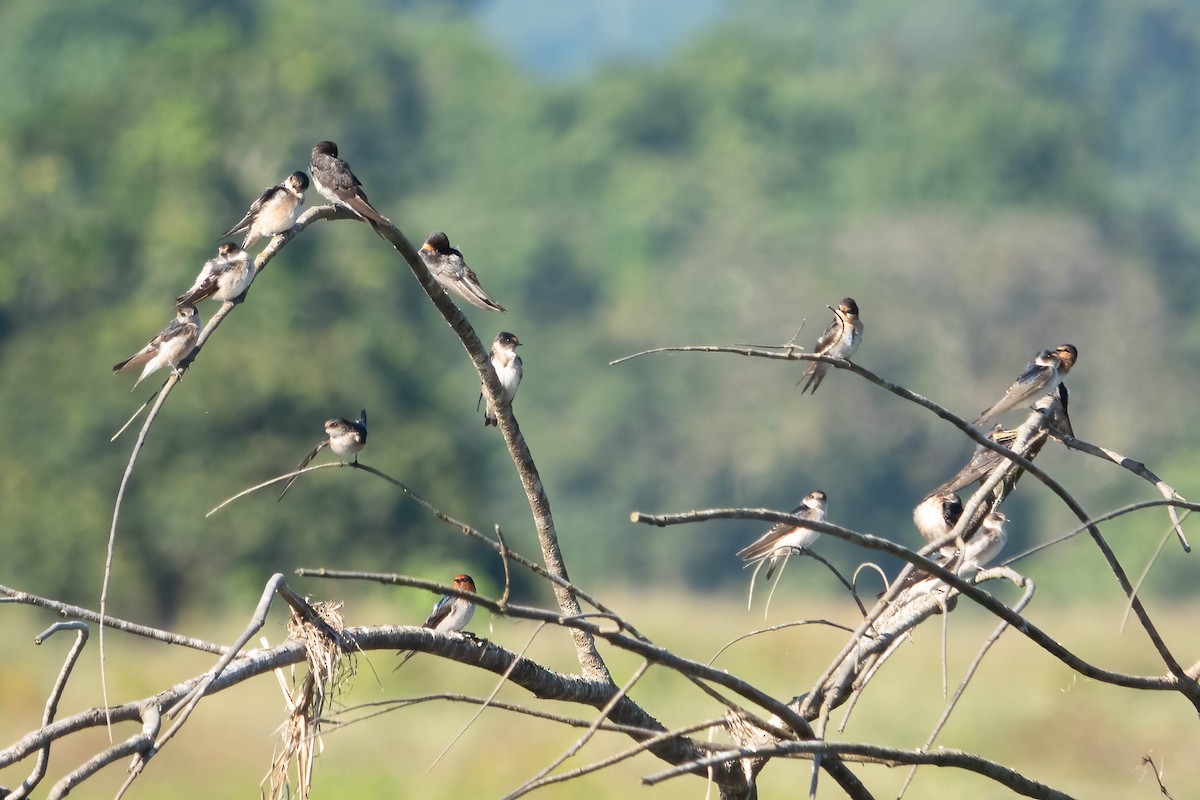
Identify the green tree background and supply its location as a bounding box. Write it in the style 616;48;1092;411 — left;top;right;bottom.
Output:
2;1;1199;797
1;0;1197;617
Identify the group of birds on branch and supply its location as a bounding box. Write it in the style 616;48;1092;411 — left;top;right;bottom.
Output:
740;296;1078;602
111;141;528;653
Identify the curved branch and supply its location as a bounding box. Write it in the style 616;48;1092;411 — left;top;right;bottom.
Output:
630;507;1185;694
0;584;224;654
101;205;358;721
644;739;1076;800
356;218;607;680
3;623;90;800
615;341;1197;698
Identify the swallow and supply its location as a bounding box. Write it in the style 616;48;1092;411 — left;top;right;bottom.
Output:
481;331;522;427
220;171;309;249
974;344;1078;427
797;298;863;394
175;243;254;309
112;305;202;390
931;424;1020;497
418;231;506;312
956;511;1008;578
277;410;368;500
396;573;477;669
736;490;828;579
897;511;1008;598
309;140;390;234
912;491;963;554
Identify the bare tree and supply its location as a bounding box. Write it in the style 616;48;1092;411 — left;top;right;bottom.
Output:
1;197;1195;800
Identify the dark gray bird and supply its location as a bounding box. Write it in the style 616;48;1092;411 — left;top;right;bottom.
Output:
931;424;1020;497
419;231;506;312
798;298;863;394
278;410;368;500
113;305;202;389
736;490;828;579
175;243;253;309
974;344;1078;427
220;171;308;249
481;332;522;426
309;141;390;234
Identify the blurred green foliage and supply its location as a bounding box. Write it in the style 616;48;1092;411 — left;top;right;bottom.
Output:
0;0;1198;622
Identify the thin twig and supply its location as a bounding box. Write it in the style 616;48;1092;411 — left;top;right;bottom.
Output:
504;661;652;799
631;507;1182;693
515;718;727;796
643;739;1077;800
0;584;224;654
898;574;1035;798
206;462;350;516
4;623;90;800
427;622;551;772
707;619;859;667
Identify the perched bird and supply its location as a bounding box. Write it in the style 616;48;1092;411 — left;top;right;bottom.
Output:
898;511;1009;598
736;490;828;579
957;511;1008;578
974;344;1078;427
309;140;390;234
112;305;202;389
931;424;1020;497
418;231;506;312
175;243;254;309
220;171;309;249
277;410;368;500
396;573;477;669
912;491;964;554
797;298;863;394
481;331;522;427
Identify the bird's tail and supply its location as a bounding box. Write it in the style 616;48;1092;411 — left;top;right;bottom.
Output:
796;363;826;394
278;439;330;501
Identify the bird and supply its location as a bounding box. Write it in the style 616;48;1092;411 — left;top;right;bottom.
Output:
957;511;1008;578
797;298;863;394
974;344;1078;427
396;574;477;669
912;491;964;554
897;511;1009;598
277;410;368;500
309;140;390;234
930;424;1020;497
481;331;522;427
736;490;828;579
418;231;506;312
220;171;309;249
113;305;202;389
175;243;254;309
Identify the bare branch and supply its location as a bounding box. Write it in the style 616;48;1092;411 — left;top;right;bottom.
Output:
643;739;1077;800
3;623;89;800
618;340;1199;704
631;507;1185;694
1059;432;1191;551
505;661;652;799
0;584;224;654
